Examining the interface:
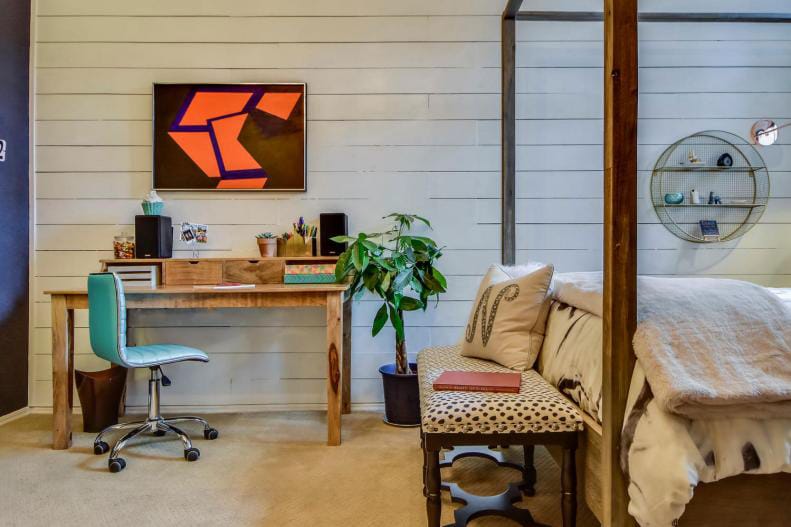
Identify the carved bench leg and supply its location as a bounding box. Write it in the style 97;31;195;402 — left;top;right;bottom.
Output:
561;446;577;527
522;445;537;496
425;447;442;527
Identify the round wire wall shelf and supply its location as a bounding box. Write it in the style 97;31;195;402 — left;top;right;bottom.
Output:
651;130;770;243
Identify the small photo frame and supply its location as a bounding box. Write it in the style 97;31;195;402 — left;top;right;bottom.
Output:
195;224;208;244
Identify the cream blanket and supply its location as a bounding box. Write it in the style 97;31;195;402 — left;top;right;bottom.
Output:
553;273;791;419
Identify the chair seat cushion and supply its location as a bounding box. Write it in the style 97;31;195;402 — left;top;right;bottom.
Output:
418;345;583;434
123;344;209;368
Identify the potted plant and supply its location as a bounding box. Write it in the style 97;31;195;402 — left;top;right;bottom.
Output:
255;232;278;257
333;213;446;426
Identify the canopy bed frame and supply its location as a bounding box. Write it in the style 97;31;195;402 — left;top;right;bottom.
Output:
500;2;791;526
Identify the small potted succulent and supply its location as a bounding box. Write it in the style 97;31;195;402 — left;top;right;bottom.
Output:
333;213;446;426
255;232;278;257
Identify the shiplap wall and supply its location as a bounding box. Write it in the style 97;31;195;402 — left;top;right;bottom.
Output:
32;0;791;411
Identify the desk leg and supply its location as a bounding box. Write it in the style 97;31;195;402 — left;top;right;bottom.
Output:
342;297;352;415
326;292;343;446
51;295;74;450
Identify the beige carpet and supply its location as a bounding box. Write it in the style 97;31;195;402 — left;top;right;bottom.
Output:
0;412;597;527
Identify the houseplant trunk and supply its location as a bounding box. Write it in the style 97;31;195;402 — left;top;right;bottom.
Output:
379;320;420;426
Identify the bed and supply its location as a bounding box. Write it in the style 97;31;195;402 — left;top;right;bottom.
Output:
537;283;791;526
500;2;791;525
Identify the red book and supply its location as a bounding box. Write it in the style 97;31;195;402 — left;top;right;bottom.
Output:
433;371;521;394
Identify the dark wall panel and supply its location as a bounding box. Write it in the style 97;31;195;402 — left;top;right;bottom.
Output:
0;0;30;416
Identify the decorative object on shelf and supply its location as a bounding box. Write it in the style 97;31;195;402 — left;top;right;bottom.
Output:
664;192;684;205
113;234;135;259
255;232;278;257
750;119;790;147
179;222;208;258
687;150;702;164
141;190;164;215
690;189;701;204
716;153;733;167
699;220;721;242
278;216;317;256
651;130;770;243
153;83;306;191
333;213;446;426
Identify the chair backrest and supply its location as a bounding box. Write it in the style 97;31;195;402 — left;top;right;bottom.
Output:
88;273;128;366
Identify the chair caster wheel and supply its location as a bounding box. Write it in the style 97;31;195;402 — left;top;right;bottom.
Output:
204;428;219;440
153;430;167;437
108;458;126;473
93;441;109;455
184;447;200;462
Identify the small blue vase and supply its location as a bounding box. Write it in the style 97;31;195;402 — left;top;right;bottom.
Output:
141;201;164;215
664;192;684;205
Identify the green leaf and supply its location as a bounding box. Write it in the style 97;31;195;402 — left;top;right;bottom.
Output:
393;268;413;292
373;256;396;272
431;268;448;290
393;255;407;271
413;215;431;228
360;239;382;253
399;297;423;311
362;267;379;291
335;250;352;281
330;235;356;244
409;238;428;251
379;272;392;293
352;242;369;272
372;304;388;337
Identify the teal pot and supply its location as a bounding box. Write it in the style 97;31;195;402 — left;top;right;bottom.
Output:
141;201;164;215
379;363;420;427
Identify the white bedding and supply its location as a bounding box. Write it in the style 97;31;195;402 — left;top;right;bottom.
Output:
539;280;791;527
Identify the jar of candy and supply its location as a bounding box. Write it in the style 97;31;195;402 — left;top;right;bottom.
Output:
113;235;135;259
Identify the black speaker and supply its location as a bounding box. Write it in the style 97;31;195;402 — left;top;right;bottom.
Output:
135;215;173;258
320;213;348;256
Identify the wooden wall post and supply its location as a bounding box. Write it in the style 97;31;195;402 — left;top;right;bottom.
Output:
501;0;522;266
602;1;639;526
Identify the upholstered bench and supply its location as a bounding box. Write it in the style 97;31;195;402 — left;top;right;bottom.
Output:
418;345;583;527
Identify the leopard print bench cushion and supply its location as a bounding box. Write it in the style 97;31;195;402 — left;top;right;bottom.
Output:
418;345;583;434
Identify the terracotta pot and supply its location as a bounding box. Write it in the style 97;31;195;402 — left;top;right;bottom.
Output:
257;238;278;257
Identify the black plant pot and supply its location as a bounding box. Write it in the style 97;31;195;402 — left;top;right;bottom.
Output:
379;363;420;427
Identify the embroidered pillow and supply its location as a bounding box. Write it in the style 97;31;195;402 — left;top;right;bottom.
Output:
460;263;554;370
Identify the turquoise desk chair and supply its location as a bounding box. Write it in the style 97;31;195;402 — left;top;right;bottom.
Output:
88;273;218;473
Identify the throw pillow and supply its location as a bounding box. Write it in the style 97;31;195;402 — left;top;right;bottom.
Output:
460;263;554;370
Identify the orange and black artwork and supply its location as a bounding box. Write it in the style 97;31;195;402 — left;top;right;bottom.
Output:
153;83;306;191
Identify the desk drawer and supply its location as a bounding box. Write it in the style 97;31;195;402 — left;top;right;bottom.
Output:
223;259;284;284
163;260;223;285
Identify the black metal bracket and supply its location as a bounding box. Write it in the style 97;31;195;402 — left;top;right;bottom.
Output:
439;446;541;527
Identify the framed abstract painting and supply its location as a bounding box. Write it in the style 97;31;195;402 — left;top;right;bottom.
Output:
153;83;306;191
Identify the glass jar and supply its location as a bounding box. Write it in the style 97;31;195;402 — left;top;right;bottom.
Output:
113;235;135;259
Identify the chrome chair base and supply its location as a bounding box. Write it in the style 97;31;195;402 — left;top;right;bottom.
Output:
93;368;218;473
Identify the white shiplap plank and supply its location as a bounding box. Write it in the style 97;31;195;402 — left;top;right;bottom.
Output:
32;1;791;410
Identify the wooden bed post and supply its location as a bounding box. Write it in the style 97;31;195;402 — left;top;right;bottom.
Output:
602;1;638;526
501;0;522;266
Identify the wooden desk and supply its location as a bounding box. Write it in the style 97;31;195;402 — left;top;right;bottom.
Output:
45;283;352;449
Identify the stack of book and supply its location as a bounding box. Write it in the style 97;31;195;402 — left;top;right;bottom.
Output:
433;371;521;393
284;263;337;284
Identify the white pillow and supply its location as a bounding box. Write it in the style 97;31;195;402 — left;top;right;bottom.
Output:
460;263;554;370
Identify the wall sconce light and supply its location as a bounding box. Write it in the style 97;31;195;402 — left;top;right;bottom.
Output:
751;119;790;146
